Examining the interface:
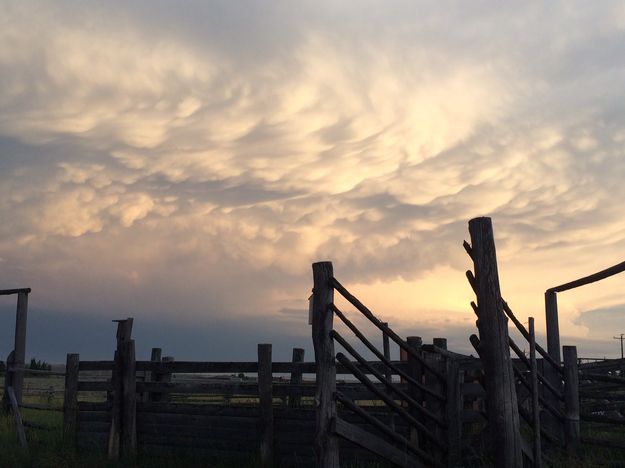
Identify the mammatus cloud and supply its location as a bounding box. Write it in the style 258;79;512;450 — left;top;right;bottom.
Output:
1;1;625;358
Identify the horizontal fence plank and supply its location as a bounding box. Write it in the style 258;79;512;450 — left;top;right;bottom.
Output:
78;421;110;433
138;435;258;451
79;361;114;371
78;402;112;411
78;381;111;392
581;413;625;425
19;403;62;412
137;412;258;427
78;411;111;423
137;402;260;417
134;360;408;375
581;436;625;451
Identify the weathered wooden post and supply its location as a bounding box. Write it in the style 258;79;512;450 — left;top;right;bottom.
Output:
529;318;542;468
427;337;446;448
121;339;136;457
108;318;133;459
312;261;339;468
446;358;463;467
468;217;522;467
544;291;561;367
543;290;562;442
563;346;580;454
258;343;274;465
406;336;423;444
63;353;80;444
289;348;305;409
382;322;395;431
2;351;15;412
13;291;29;404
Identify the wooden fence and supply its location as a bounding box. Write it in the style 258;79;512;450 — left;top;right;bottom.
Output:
4;216;625;466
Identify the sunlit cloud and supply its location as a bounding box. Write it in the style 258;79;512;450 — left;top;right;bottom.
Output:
1;1;625;358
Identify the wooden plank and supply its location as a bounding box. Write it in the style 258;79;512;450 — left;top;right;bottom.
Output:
144;347;161;403
333;305;444;401
335;393;441;468
335;353;446;451
258;343;274;465
63;353;79;443
289;348;305;409
78;411;111;423
468;217;522;467
334;417;421;468
78;361;115;371
311;261;339;468
549;260;625;293
78;401;112;411
0;288;31;295
331;277;445;382
563;346;580;453
78;381;112;392
7;386;28;448
332;330;444;428
137;423;259;440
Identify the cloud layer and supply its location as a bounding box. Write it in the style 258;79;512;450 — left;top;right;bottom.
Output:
2;1;625;358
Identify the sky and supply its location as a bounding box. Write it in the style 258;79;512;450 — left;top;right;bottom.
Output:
1;1;625;362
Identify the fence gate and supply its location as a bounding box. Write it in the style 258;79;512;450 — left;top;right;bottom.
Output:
311;261;463;468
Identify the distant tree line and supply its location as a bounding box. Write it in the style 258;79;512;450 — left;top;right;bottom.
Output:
28;358;51;371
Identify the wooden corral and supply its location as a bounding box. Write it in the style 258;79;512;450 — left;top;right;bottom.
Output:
4;216;625;466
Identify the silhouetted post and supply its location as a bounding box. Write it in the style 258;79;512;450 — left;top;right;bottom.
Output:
446;358;463;467
2;351;15;412
121;339;136;457
13;291;28;404
108;318;133;459
406;336;423;444
312;261;339;468
544;290;562;440
382;322;395;431
468;217;522;467
427;338;446;445
63;353;80;444
289;348;305;408
258;344;274;465
563;346;580;454
529;318;542;468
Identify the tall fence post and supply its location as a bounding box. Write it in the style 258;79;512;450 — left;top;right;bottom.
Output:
446;358;463;467
108;318;133;460
428;338;446;450
529;318;542;468
12;291;28;404
406;336;423;444
544;290;563;442
258;343;274;465
63;353;80;444
2;351;15;412
289;348;305;408
563;345;580;454
312;261;339;468
121;339;137;457
468;217;522;467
